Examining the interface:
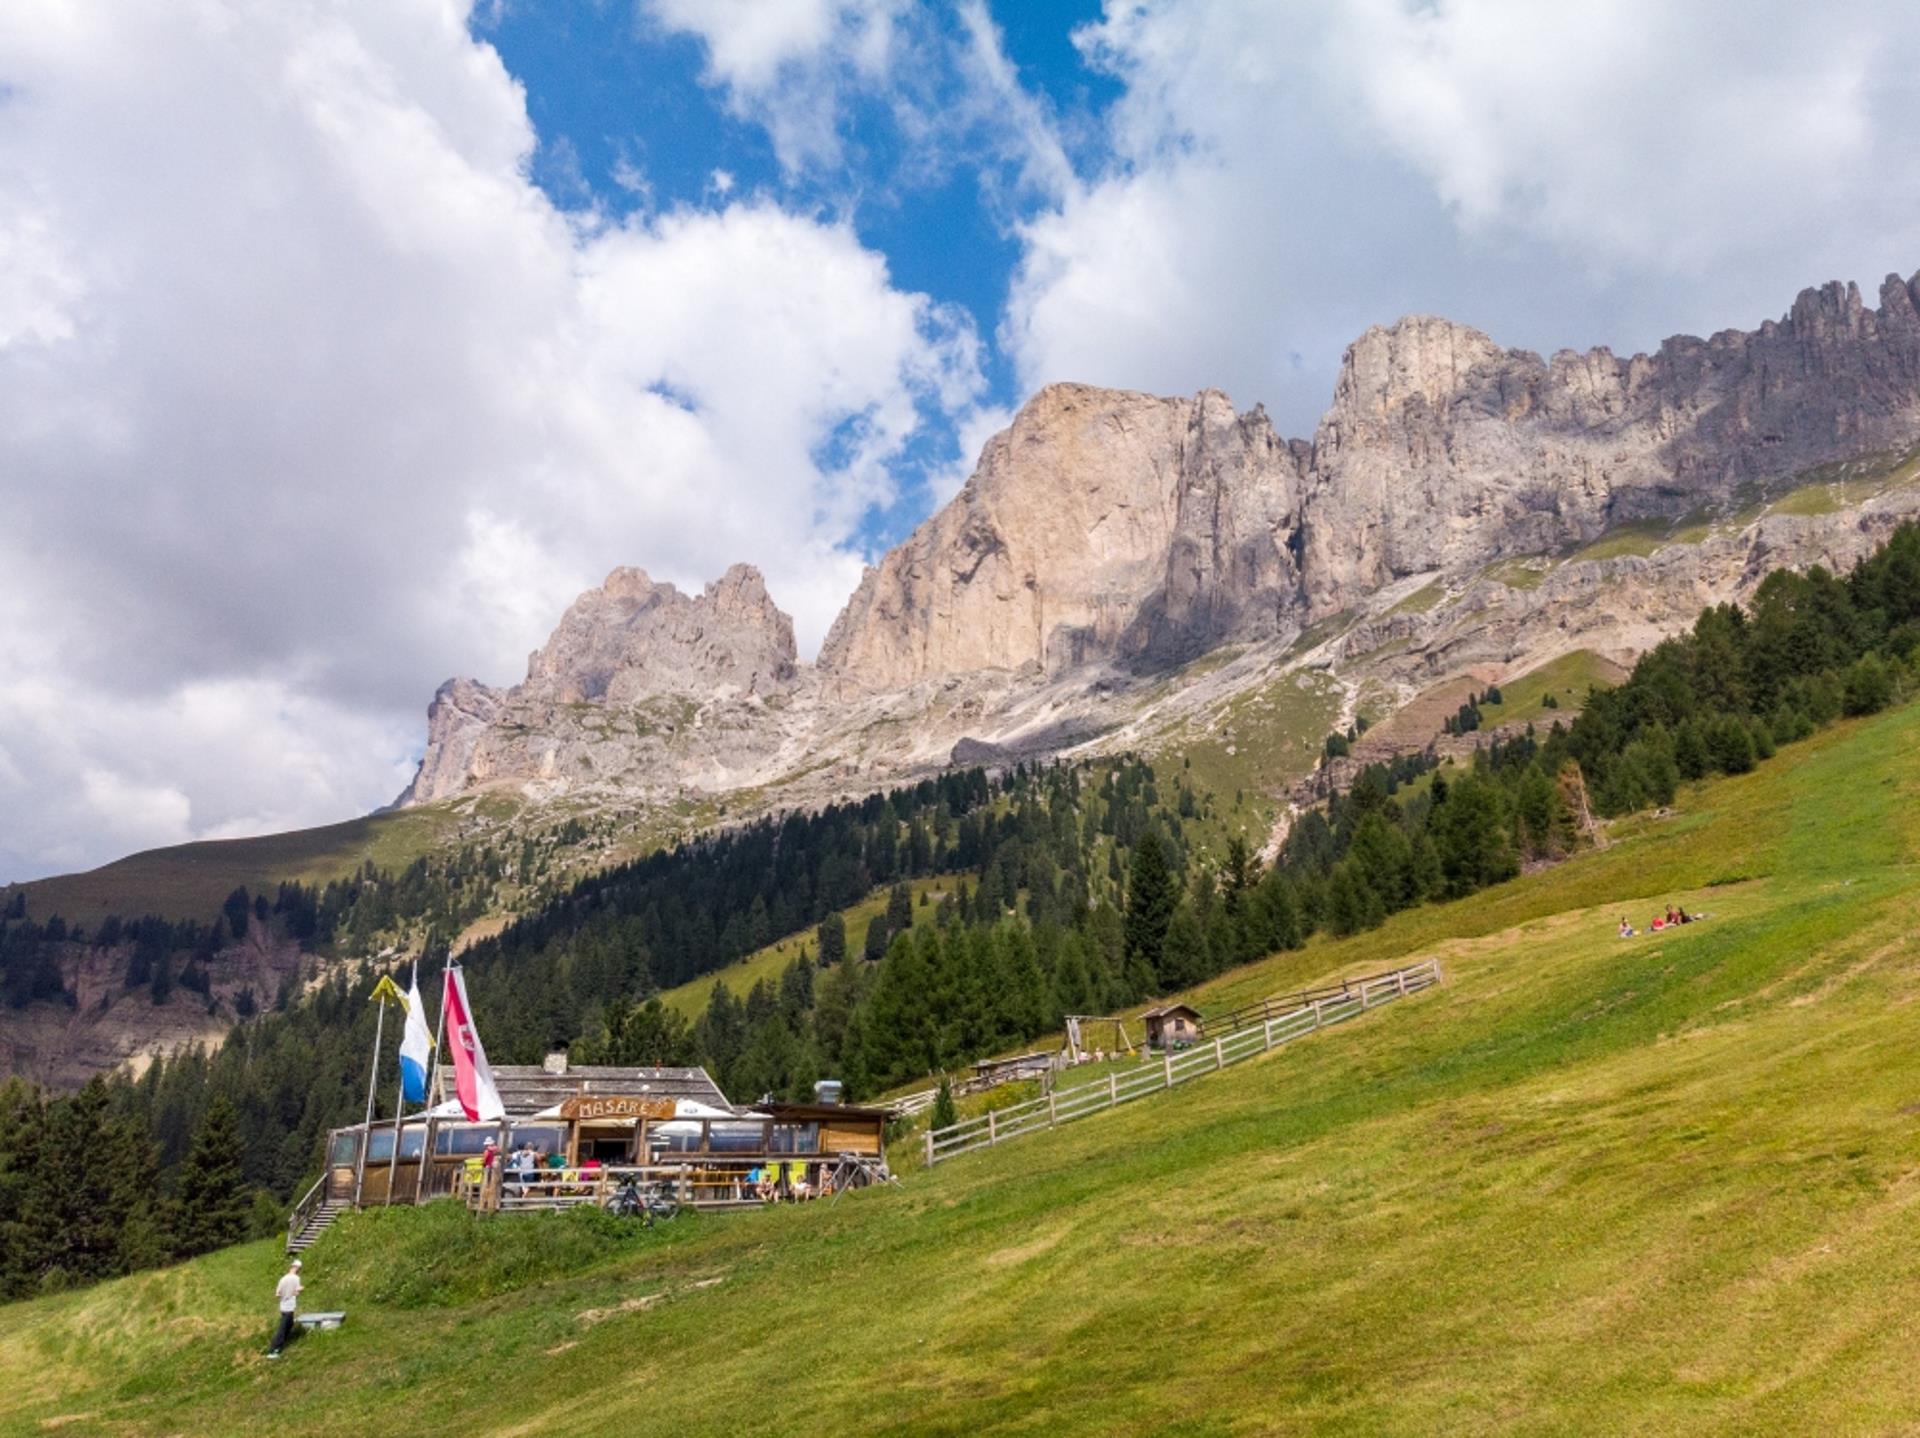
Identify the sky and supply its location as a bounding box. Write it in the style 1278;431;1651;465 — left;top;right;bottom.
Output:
5;0;1920;881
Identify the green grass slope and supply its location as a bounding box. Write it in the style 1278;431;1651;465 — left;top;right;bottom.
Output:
13;805;474;926
8;704;1920;1435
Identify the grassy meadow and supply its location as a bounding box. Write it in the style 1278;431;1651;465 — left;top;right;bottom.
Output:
6;702;1920;1434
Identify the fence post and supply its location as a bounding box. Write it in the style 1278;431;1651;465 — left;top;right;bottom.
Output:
1263;1017;1274;1051
1163;1050;1174;1088
987;1109;998;1146
1312;999;1323;1029
1213;1036;1225;1070
924;1129;935;1167
1108;1072;1119;1108
1048;1093;1058;1128
1397;969;1408;997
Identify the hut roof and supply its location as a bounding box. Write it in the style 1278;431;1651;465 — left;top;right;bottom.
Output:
1141;1003;1202;1021
433;1063;728;1117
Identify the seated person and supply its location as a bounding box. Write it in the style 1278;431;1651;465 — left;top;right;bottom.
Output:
1650;915;1665;931
545;1149;565;1169
787;1161;811;1200
1665;906;1679;926
1677;906;1692;923
1618;918;1635;938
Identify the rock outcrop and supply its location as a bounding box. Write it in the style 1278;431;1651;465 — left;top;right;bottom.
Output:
1301;276;1920;612
399;268;1920;815
401;564;798;807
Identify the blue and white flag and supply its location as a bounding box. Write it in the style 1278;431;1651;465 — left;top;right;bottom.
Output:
399;968;436;1104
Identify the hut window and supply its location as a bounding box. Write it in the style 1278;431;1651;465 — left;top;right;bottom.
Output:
397;1126;428;1159
366;1131;397;1162
707;1121;766;1153
769;1122;820;1155
509;1125;565;1155
436;1127;496;1156
328;1133;360;1165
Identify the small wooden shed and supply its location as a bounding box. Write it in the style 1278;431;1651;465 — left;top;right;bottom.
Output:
1141;1003;1203;1051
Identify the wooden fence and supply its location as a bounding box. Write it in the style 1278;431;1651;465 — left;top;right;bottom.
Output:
923;959;1441;1166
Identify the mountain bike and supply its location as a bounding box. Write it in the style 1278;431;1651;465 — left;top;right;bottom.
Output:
602;1176;680;1225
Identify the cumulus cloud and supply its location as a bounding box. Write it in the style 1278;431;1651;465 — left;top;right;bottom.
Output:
1005;0;1920;431
0;0;984;878
643;0;907;173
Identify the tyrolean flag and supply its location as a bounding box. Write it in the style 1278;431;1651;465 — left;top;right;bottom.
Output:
442;966;505;1122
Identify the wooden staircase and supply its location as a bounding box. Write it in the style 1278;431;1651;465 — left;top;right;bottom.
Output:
287;1200;347;1254
286;1173;348;1254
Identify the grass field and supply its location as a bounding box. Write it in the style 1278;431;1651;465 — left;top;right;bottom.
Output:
12;804;479;926
656;876;956;1019
6;702;1920;1435
1484;649;1629;729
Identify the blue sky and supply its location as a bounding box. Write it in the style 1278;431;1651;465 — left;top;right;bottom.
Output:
480;0;1116;554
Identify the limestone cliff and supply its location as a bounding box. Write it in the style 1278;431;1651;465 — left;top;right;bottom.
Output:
1300;276;1920;612
399;267;1920;815
400;564;798;807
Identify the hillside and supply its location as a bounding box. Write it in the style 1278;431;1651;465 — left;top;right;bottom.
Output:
6;700;1919;1435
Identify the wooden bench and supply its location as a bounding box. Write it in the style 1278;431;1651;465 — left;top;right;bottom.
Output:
294;1311;346;1332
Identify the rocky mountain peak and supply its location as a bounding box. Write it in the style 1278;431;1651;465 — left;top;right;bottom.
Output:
1330;316;1509;421
397;264;1920;817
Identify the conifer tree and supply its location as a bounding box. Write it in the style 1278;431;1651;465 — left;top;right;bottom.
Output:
929;1076;957;1131
886;882;913;935
816;912;846;967
172;1095;249;1258
1123;832;1177;989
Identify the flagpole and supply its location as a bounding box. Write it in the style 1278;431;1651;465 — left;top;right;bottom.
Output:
352;977;389;1210
413;951;450;1203
383;958;415;1207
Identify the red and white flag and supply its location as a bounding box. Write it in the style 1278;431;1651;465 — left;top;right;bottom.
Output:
442;967;505;1122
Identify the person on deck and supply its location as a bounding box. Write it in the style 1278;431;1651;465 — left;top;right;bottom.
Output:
266;1258;302;1359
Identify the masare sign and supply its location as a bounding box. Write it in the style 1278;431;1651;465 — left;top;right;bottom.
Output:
558;1095;677;1122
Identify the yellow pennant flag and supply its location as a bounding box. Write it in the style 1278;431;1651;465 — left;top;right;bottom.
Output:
369;974;408;1009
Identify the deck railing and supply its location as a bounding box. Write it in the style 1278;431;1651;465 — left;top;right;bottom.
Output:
923;959;1441;1166
463;1156;878;1215
286;1172;328;1245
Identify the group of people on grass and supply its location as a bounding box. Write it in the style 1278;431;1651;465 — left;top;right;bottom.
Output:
1617;904;1699;939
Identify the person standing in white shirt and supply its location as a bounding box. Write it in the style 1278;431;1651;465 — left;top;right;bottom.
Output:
267;1259;302;1358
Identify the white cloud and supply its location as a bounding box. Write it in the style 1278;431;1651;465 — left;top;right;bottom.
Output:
1004;0;1920;431
0;0;985;879
643;0;906;173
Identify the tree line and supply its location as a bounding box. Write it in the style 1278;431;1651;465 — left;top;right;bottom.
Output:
3;522;1918;1300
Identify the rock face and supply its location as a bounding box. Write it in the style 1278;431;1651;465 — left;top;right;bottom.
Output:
1301;277;1920;613
523;563;796;705
400;269;1920;812
400;564;798;807
816;384;1299;686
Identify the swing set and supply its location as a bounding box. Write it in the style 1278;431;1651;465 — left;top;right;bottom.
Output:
1062;1014;1138;1065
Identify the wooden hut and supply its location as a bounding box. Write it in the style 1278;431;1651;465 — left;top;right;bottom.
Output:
295;1060;893;1245
968;1052;1054;1088
1141;1003;1203;1051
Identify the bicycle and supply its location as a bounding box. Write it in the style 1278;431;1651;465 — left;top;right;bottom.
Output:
602;1176;680;1226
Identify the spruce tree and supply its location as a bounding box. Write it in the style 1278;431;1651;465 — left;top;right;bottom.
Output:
173;1095;250;1259
886;882;913;935
1123;832;1178;988
929;1077;957;1131
816;912;846;967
